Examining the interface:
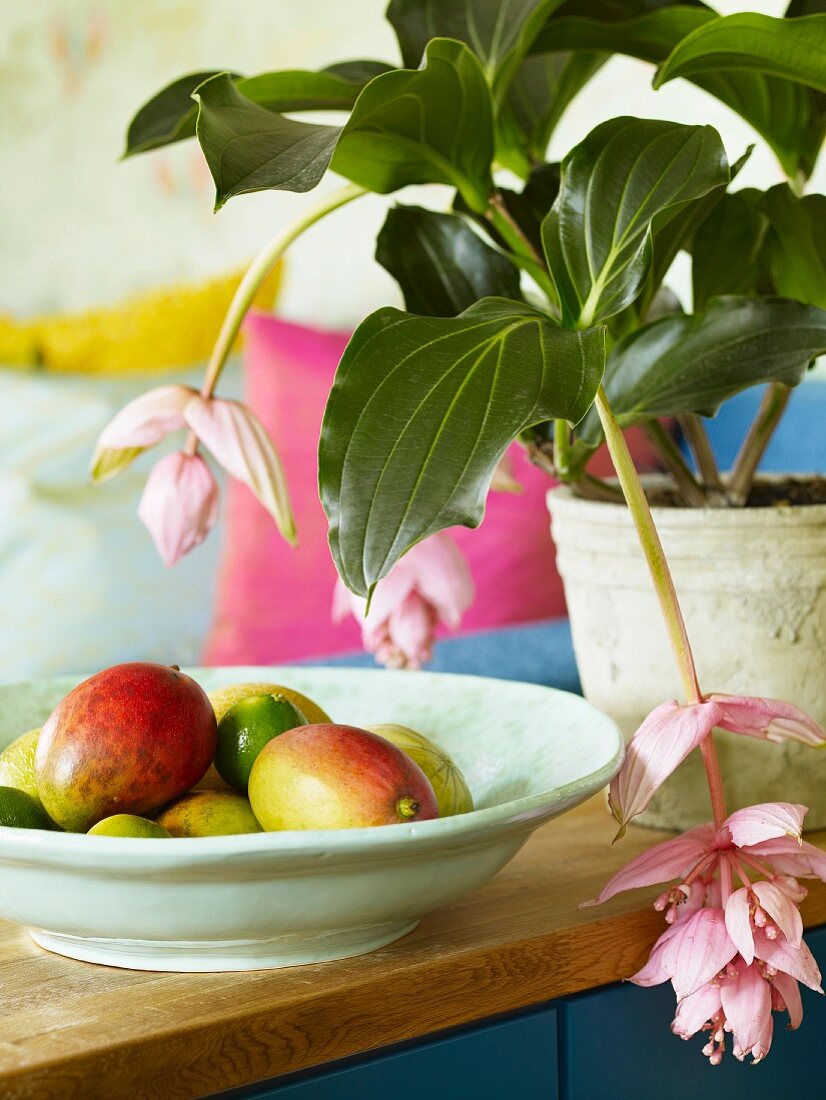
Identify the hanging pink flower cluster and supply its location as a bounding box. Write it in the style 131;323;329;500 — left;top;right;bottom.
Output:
91;385;294;566
333;533;474;669
587;695;826;1064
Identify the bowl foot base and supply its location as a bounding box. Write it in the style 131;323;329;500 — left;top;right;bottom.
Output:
29;919;420;973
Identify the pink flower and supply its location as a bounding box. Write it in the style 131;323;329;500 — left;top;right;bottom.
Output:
585;800;825;1064
137;452;218;567
609;697;825;835
91;385;295;561
333;533;474;669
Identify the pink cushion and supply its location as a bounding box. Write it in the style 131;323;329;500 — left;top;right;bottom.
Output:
203;312;659;665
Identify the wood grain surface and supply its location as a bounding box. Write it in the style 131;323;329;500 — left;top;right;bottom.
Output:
1;797;823;1100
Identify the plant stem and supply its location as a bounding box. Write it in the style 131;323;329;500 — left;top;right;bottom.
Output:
594;386;729;827
594;388;702;704
641;421;708;507
487;192;558;304
183;182;367;456
678;414;725;498
727;383;791;505
554;418;571;476
525;437;624;501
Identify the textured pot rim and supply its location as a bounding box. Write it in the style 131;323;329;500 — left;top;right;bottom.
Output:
547;473;826;528
0;668;624;870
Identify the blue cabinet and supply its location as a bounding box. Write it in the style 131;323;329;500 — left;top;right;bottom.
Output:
237;1006;559;1098
227;927;824;1099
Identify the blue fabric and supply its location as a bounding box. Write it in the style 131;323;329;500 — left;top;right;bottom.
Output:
682;378;826;472
300;618;581;693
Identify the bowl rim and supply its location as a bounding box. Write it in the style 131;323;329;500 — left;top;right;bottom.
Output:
0;667;624;866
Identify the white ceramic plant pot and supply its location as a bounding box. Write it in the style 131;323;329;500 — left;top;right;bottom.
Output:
548;479;826;831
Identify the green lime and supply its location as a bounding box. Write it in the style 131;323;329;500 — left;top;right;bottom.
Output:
0;785;53;830
215;693;307;792
0;729;43;809
88;814;172;838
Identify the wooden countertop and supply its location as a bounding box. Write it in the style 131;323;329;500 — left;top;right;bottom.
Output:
1;798;824;1100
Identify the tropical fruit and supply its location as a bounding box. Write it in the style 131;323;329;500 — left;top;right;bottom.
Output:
366;723;474;816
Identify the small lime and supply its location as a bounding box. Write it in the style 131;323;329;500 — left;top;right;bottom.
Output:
0;785;53;830
215;693;307;792
88;815;172;838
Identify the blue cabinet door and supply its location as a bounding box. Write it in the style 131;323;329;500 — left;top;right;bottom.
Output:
235;1005;559;1099
559;925;826;1100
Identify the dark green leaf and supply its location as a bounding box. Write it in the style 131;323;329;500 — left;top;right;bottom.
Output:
578;297;826;445
452;163;561;256
498;51;606;174
331;39;494;212
375;206;522;316
786;0;826;14
692;190;769;309
124;68;376;159
541;117;729;326
761;185;826;308
124;71;225;156
322;60;395;82
655;14;826;93
533;7;824;181
386;0;566;95
194;74;341;208
319;298;605;595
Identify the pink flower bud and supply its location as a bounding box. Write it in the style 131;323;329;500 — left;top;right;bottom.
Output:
137;452;218;567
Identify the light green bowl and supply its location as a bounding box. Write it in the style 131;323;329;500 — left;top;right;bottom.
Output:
0;667;623;972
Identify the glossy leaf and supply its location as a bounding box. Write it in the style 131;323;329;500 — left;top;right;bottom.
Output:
692;189;768;309
387;0;566;95
541;117;729;326
578;297;826;446
761;185;826;308
124;67;375;159
655;14;826;94
319;298;605;595
331;39;494;212
498;50;606;174
124;71;225;156
194;75;341;208
533;7;824;181
375;206;522;316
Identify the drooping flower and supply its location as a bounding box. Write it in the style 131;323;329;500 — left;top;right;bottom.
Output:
333;533;474;669
608;697;825;835
91;385;295;560
585;800;825;1064
137;452;219;567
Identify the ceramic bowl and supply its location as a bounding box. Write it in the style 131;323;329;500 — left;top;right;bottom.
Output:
0;667;623;972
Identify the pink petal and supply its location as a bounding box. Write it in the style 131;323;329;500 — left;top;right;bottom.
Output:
608;701;724;835
660;907;737;1001
332;577;358;624
752;881;803;948
725;888;755;965
90;384;194;482
671;981;722;1039
753;928;824;992
724;803;806;848
709;693;826;747
582;825;714;907
362;565;418;628
385;592;437;668
137;452;218;567
772;971;803;1029
720;961;773;1062
404;534;474;628
185;396;295;543
630;921;683;987
744;837;826;882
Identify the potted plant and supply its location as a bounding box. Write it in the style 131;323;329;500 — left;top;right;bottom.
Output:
93;0;826;1063
111;0;826;829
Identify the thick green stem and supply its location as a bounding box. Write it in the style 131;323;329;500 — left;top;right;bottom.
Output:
594;389;702;705
487;193;558;304
554;418;571;477
727;383;791;505
678;414;724;495
641;420;707;507
184;182;367;455
595;386;729;826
